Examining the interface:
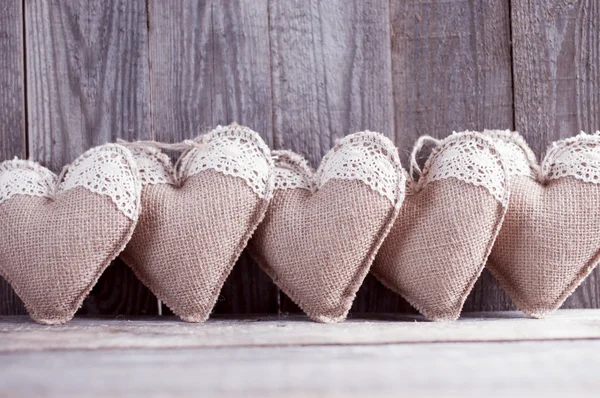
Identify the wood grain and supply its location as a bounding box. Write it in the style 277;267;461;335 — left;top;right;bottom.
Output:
147;0;278;314
24;0;157;316
1;342;599;397
268;0;397;313
269;0;395;165
2;313;600;397
511;0;600;309
3;310;600;352
390;0;516;312
0;0;26;315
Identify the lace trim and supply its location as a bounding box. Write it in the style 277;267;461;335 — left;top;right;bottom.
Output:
316;131;405;205
178;124;274;199
542;132;600;184
129;146;176;186
417;131;509;207
60;144;141;220
272;150;314;191
483;130;537;178
0;145;140;220
0;159;57;204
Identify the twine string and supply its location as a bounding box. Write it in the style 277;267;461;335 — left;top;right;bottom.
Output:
409;135;442;180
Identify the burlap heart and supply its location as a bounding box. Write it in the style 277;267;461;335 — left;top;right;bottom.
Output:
485;130;600;317
0;144;141;325
248;132;405;323
119;124;274;322
373;132;509;321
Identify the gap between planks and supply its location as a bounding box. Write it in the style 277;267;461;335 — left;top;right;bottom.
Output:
1;309;600;353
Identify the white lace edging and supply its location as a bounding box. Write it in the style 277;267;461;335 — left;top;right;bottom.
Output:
417;131;509;207
0;159;57;204
60;144;141;220
482;130;537;178
178;124;274;199
542;131;600;184
316;131;406;205
129;146;176;186
0;144;141;221
272;150;314;191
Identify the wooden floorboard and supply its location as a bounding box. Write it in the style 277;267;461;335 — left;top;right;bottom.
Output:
3;311;600;396
1;337;599;397
2;309;600;353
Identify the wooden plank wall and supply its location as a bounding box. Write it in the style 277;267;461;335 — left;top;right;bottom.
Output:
0;0;598;316
0;0;26;315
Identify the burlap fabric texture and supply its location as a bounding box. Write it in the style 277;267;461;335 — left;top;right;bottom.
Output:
0;144;142;325
373;132;509;321
248;132;406;323
485;130;600;317
120;124;274;322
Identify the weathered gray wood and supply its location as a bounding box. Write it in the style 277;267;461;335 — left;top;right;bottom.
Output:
2;329;600;397
269;0;397;312
3;309;600;352
147;0;278;315
269;0;395;166
148;0;273;143
390;0;515;312
511;0;600;309
0;0;27;315
25;0;157;316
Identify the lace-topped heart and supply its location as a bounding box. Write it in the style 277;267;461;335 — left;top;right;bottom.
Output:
485;130;600;317
0;144;141;324
119;124;274;322
373;132;509;321
248;132;406;323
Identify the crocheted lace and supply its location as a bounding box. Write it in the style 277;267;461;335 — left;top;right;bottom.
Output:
130;146;176;186
0;160;56;203
60;144;141;220
177;125;273;199
417;132;509;206
126;125;273;199
543;132;600;184
0;144;140;220
270;132;405;206
317;132;405;205
272;151;314;191
483;130;536;178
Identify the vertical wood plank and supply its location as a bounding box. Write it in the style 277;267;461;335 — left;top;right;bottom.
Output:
148;0;278;314
511;0;600;308
25;0;158;315
390;0;516;312
269;0;397;312
0;0;27;315
148;0;273;144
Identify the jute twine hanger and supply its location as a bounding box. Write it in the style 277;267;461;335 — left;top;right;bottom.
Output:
49;164;70;200
408;135;442;182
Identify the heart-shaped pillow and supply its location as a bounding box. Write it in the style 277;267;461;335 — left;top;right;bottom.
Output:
485;130;600;317
0;144;141;324
248;132;405;323
372;132;509;321
119;124;274;322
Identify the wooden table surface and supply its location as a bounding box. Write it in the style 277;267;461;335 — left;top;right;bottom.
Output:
1;309;599;397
